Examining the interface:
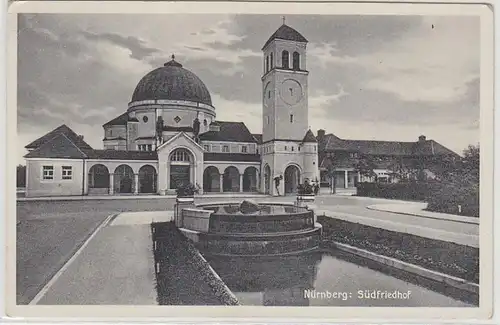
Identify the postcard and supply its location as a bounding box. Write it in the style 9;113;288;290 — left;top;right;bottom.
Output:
5;0;495;322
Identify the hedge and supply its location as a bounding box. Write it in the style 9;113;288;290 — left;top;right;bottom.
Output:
356;181;479;217
356;182;437;201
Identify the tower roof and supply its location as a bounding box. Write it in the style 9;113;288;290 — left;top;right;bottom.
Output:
302;129;317;143
262;23;308;50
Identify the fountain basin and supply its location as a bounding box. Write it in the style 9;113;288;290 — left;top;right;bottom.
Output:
176;202;323;256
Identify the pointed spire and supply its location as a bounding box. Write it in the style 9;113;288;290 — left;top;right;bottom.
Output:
164;53;182;67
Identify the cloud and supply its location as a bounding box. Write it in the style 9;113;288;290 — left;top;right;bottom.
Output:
80;31;160;60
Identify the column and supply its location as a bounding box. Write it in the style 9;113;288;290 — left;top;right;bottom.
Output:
239;173;244;192
219;173;224;193
357;172;361;184
109;173;114;195
344;170;348;189
134;173;139;194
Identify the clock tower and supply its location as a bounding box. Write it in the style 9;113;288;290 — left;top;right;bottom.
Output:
260;20;318;196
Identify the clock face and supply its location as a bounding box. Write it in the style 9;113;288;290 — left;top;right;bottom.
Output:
263;82;273;107
279;79;303;105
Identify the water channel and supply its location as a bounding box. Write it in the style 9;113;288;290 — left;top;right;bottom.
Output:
206;251;475;307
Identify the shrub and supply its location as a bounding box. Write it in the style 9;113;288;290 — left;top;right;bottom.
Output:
426;178;479;217
356;182;437;201
175;183;199;197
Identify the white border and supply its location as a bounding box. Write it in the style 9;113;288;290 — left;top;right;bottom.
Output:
4;0;495;322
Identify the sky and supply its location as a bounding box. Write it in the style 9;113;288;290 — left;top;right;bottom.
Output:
17;13;480;165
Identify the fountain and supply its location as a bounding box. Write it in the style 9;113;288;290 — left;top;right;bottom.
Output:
174;199;322;256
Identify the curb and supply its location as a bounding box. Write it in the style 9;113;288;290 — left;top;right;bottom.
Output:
193;250;240;305
331;241;479;295
366;205;479;225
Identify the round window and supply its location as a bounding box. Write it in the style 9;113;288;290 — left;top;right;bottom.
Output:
143;116;148;123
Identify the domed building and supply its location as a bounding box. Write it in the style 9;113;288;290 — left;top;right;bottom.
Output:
23;22;322;197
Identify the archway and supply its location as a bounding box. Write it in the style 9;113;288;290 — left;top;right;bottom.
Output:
243;167;258;192
264;164;271;194
139;165;157;193
114;164;134;194
284;165;300;194
169;148;193;189
223;166;240;192
203;166;220;192
88;164;109;190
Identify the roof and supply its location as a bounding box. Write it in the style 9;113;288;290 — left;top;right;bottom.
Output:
103;136;126;141
163;126;194;132
302;129;317;143
87;150;158;160
252;134;263;144
24;133;88;159
204;153;261;162
131;57;212;106
103;112;138;127
25;124;93;150
262;24;308;50
320;133;458;157
199;121;256;143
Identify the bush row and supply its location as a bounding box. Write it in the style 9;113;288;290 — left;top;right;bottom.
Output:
356;181;479;217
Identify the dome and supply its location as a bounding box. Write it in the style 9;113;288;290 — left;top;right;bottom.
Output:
131;56;212;106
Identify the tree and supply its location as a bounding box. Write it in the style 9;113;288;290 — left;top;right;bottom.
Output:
461;144;479;182
353;154;377;182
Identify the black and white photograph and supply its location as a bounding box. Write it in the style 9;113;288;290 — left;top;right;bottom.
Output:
6;1;494;320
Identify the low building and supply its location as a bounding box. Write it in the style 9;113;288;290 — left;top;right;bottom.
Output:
317;130;459;193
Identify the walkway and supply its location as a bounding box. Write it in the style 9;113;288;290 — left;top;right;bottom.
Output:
32;211;174;305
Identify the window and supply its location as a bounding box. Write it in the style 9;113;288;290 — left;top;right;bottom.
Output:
62;166;72;180
266;56;269;72
143;116;148;123
256;148;259;154
268;90;271;99
314;146;317;152
282;50;289;69
290;114;294;123
298;146;301;151
241;145;248;153
293;51;300;70
203;119;208;126
349;152;359;158
222;145;229;153
170;149;191;162
270;52;274;68
147;144;152;151
42;166;54;180
284;145;288;151
109;129;113;137
291;146;294;152
204;145;210;152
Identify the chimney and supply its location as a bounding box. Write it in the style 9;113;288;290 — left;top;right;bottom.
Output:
317;129;325;142
418;135;426;142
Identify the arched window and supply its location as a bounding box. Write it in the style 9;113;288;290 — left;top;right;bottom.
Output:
282;50;289;69
293;51;300;70
270;52;274;69
170;149;191;162
265;55;269;73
